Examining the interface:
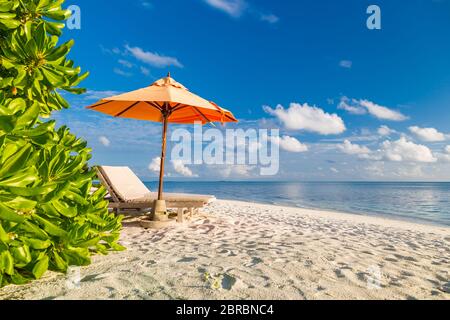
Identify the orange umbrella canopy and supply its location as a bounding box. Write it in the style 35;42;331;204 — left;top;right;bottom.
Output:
86;74;237;205
87;74;238;124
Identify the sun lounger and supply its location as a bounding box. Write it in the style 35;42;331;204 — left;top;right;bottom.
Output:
96;166;215;221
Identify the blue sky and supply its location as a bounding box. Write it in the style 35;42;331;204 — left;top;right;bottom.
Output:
56;0;450;181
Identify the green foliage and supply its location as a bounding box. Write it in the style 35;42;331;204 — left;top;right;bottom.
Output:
0;0;124;288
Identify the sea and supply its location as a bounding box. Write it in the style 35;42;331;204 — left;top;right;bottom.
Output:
144;181;450;227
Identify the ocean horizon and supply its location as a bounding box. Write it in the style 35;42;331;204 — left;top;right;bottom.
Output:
144;181;450;227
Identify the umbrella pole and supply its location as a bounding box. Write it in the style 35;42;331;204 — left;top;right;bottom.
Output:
152;113;169;221
158;114;168;200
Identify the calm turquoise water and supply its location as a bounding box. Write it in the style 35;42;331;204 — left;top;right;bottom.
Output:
144;181;450;226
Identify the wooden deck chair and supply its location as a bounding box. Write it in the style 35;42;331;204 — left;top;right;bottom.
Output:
96;166;215;222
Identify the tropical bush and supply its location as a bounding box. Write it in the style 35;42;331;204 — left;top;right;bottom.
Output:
0;0;124;287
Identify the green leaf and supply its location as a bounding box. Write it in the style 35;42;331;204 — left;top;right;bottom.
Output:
0;18;21;29
0;167;39;187
41;66;67;87
75;236;100;248
23;21;33;41
34;23;46;51
19;221;49;240
0;203;26;223
0;135;5;149
8;184;57;196
62;247;91;266
0;1;19;12
0;115;15;132
0;251;14;275
0;13;16;19
51;250;67;272
52;199;77;218
14;121;55;137
13;68;27;88
86;214;107;227
64;190;88;206
71;71;89;87
54;64;80;76
0;223;10;243
45;39;73;61
11;245;32;266
62;87;86;94
43;20;64;36
0;143;32;177
110;243;126;251
2;196;37;211
32;214;67;238
10;272;30;285
53;92;69;108
22;237;51;250
44;9;71;21
32;255;49;279
16;101;39;128
36;0;53;11
8;98;26;112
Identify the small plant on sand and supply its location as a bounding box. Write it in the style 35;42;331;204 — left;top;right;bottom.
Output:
0;0;124;287
203;272;238;291
203;272;221;290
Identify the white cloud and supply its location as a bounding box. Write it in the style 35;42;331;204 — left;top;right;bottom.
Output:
264;103;346;135
364;162;428;179
111;47;122;55
360;128;372;136
330;167;339;173
149;158;196;177
270;135;308;153
171;160;197;177
148;157;161;172
338;97;408;121
339;60;352;68
408;126;446;142
203;0;278;24
364;162;386;177
140;66;150;76
359;99;408;121
338;97;366;115
217;165;255;178
395;165;425;178
125;45;183;68
338;140;371;155
141;1;152;9
380;137;437;163
100;45;124;56
436;146;450;162
98;136;110;147
113;68;133;77
118;59;134;68
259;13;279;23
378;125;394;136
437;153;450;162
83;90;122;101
203;0;247;17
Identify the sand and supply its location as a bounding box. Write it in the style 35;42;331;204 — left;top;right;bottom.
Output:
1;200;449;300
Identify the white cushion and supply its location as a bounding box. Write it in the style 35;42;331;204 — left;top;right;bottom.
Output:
100;166;150;201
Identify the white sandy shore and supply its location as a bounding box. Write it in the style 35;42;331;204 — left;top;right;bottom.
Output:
1;200;449;300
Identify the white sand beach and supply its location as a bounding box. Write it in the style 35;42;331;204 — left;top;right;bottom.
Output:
1;200;449;300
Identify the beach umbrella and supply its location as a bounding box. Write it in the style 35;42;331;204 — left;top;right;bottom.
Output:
86;73;238;220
